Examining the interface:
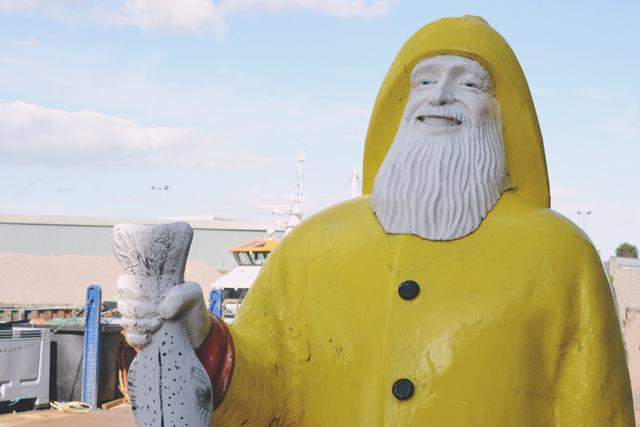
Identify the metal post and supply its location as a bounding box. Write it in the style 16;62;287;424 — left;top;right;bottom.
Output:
82;285;102;410
209;289;223;317
577;211;592;231
151;185;169;221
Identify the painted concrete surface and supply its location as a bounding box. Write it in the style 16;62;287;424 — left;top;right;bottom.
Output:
0;403;637;426
0;404;135;426
607;256;640;420
625;310;640;410
112;223;213;427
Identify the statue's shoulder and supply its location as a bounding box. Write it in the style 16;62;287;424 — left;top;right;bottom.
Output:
270;196;380;257
290;195;378;238
491;191;599;262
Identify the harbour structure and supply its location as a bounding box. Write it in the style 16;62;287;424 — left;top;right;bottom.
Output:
210;239;279;321
0;213;282;322
0;213;283;272
261;152;308;235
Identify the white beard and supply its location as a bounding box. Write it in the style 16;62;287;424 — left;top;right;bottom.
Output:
371;102;510;241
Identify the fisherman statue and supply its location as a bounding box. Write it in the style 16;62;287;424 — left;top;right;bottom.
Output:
113;16;635;426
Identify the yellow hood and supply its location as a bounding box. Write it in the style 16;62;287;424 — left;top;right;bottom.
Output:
362;16;550;209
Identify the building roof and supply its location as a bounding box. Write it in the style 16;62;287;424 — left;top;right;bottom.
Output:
0;213;278;232
616;257;640;269
228;240;279;253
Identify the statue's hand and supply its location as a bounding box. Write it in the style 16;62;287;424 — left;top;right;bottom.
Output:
117;276;211;349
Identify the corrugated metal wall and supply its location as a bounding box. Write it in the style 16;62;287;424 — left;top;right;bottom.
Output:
0;224;114;257
0;223;276;271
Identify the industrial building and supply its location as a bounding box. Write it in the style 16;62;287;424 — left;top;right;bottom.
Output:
0;213;282;271
0;214;283;317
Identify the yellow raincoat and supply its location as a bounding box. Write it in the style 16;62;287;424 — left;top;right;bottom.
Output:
213;16;634;426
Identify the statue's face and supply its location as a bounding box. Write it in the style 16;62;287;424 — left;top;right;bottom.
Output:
405;55;497;131
372;54;509;241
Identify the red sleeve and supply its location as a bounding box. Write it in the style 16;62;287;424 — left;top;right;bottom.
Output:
195;313;235;411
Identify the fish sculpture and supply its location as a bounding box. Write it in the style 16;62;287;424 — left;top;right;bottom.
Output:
111;222;212;427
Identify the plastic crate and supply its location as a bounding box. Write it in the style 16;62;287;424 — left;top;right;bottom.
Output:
0;327;51;409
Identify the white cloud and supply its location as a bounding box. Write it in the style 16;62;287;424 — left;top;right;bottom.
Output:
103;0;227;35
12;38;39;48
0;100;271;170
224;0;390;19
98;0;389;35
0;0;65;13
0;0;86;20
1;0;390;35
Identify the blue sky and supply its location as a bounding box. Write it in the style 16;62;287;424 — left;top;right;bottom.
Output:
0;0;638;259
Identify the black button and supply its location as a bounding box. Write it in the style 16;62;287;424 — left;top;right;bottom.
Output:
398;280;420;300
392;378;414;400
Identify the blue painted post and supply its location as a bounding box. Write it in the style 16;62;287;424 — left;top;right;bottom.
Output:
209;289;223;318
82;285;102;410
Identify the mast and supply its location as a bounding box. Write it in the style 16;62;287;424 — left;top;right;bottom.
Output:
261;152;308;236
285;152;305;235
343;165;362;201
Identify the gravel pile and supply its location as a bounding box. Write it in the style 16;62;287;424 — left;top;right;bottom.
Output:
0;253;224;306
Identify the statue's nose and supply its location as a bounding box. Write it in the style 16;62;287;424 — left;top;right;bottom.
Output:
428;82;454;106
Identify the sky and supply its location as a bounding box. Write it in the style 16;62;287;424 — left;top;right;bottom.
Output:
0;0;638;260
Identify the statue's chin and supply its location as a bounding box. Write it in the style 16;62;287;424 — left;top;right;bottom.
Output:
372;207;482;242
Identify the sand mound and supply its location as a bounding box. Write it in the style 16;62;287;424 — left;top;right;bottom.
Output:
0;253;224;307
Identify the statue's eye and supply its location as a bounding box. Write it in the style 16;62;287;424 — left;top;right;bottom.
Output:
464;82;478;88
421;81;432;86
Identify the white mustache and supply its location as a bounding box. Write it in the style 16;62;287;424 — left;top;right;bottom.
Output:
372;108;509;241
413;103;468;124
